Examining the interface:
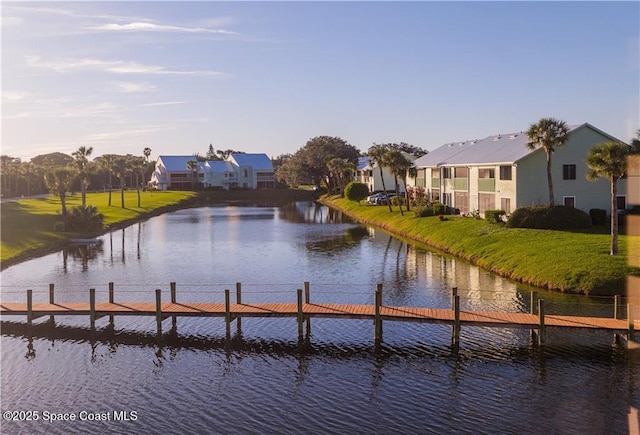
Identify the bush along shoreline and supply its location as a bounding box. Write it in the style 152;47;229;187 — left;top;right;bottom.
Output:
319;195;640;296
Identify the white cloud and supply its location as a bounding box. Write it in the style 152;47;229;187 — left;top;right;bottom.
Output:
112;81;157;93
90;22;236;35
25;56;228;77
2;91;32;101
1;16;24;26
138;101;185;107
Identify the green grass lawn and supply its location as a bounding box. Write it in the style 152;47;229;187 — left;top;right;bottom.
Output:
1;190;196;265
322;195;640;295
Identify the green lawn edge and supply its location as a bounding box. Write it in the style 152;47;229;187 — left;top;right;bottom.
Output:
1;191;198;269
320;195;640;296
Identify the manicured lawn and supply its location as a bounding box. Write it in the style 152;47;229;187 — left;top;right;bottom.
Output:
322;195;640;295
1;191;196;265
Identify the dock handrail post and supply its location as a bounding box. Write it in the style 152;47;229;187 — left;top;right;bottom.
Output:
235;283;242;331
224;289;231;338
614;295;621;319
452;294;460;346
27;289;33;326
170;282;177;327
451;287;458;310
538;299;546;345
304;281;310;304
49;284;55;323
89;288;96;329
108;282;114;323
297;289;304;341
155;289;162;336
374;284;383;342
530;291;537;315
629;303;635;342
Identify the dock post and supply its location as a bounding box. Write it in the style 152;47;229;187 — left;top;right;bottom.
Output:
225;289;231;339
304;281;311;336
374;284;383;343
530;291;537;315
155;289;162;336
451;287;458;310
49;284;55;323
89;288;96;329
27;289;33;326
629;303;635;342
108;282;114;323
538;299;546;345
170;282;177;328
614;295;621;319
452;294;460;346
236;283;242;331
297;289;304;341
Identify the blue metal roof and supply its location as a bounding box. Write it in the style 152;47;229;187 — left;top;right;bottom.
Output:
229;153;273;170
158;155;199;171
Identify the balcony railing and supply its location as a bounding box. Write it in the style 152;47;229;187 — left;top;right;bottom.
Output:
478;178;496;192
431;178;440;188
454;178;468;191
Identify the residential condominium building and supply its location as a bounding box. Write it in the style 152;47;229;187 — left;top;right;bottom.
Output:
149;153;275;191
412;123;629;216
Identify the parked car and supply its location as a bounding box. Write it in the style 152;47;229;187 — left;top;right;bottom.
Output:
366;192;386;204
378;193;405;205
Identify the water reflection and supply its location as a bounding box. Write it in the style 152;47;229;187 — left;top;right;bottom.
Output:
62;242;104;272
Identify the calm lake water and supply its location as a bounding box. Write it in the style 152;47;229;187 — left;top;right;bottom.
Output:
1;202;638;434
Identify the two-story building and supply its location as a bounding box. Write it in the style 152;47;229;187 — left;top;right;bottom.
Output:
150;153;275;191
413;123;628;216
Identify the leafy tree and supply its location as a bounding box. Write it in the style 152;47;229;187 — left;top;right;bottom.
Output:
344;181;369;204
385;149;413;215
327;157;356;196
130;156;147;206
31;152;73;167
388;142;428;158
206;144;217;160
630;130;640;154
112;156;129;208
44;167;75;230
586;141;630;255
526;117;569;206
72;146;94;206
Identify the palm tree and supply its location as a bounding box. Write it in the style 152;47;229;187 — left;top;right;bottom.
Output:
143;147;152;162
130;156;146;207
44;167;75;230
327;158;356;197
72;146;94;206
368;144;393;212
97;154;117;206
187;160;199;190
586;141;630;255
526;118;569;206
113;156;129;208
385;150;412;216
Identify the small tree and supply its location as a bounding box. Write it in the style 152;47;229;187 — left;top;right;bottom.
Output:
44;167;75;230
344;181;369;204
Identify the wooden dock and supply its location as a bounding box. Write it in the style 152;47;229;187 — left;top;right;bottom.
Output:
0;283;637;346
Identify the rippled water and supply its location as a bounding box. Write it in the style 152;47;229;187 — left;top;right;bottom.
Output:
1;202;638;434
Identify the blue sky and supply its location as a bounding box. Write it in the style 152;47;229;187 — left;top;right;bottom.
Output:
2;1;639;161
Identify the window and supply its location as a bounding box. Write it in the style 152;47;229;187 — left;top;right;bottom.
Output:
499;166;512;180
478;193;495;213
616;196;626;210
243;169;248;178
501;197;511;213
563;196;575;207
443;193;452;206
563;164;576;180
431;189;440;202
479;168;495;179
442;168;452;179
454;167;468;178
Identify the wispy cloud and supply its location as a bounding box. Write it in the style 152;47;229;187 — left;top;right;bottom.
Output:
112;81;157;93
25;56;228;77
89;22;236;35
138;101;185;107
2;91;32;101
1;16;24;26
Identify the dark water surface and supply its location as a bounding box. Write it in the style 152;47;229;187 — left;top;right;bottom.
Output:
1;203;638;434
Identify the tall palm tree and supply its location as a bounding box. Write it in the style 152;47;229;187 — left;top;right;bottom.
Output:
186;160;199;190
326;158;356;197
385;150;413;216
526;118;569;206
143;147;152;162
130;156;146;207
97;154;117;206
586;141;630;255
44;167;75;230
113;156;129;208
72;146;94;206
368;144;393;212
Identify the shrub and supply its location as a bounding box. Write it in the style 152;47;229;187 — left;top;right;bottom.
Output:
589;208;607;226
67;205;105;232
507;206;591;230
53;221;66;232
414;205;434;217
485;210;506;225
344;182;370;204
432;203;445;215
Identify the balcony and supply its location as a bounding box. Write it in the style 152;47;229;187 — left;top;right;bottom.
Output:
454;178;468;191
431;178;440;188
478;178;496;192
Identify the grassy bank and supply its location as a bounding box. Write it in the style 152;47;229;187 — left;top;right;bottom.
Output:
320;195;640;295
1;190;197;268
